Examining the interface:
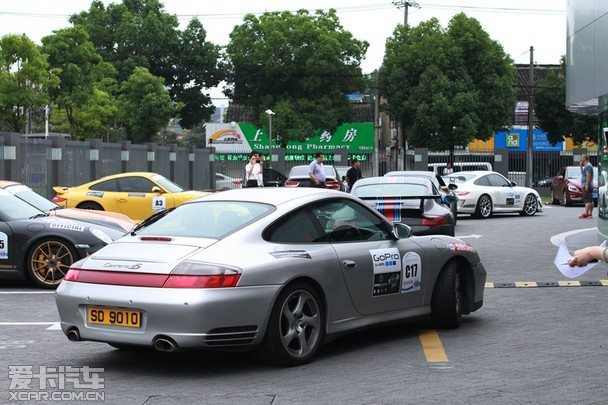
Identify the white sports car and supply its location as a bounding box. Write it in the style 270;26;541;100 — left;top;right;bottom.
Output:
442;171;543;218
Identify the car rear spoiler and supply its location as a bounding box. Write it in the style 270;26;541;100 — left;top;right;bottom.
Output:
53;186;68;195
358;195;441;211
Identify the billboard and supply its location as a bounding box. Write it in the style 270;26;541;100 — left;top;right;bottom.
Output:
206;122;375;154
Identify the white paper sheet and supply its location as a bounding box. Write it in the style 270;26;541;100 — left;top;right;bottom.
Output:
553;243;600;278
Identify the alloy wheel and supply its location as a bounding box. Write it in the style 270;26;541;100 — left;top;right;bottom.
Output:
29;240;74;287
279;289;321;359
524;195;538;215
479;196;492;218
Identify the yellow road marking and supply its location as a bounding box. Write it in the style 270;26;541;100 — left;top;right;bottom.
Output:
514;281;537;288
600;280;608;286
418;329;448;363
484;282;494;288
558;280;581;287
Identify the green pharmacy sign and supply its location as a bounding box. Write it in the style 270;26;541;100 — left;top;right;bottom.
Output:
206;122;375;154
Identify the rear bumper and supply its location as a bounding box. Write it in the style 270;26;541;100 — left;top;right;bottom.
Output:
55;281;281;349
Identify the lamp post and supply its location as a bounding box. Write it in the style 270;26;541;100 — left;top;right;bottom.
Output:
265;109;275;169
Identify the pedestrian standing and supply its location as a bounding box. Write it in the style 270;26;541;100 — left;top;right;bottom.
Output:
346;159;363;191
308;152;326;188
443;162;454;175
245;153;261;188
579;154;594;219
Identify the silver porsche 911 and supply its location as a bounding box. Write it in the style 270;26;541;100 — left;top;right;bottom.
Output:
55;188;486;366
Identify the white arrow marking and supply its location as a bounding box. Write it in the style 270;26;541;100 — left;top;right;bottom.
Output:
456;234;483;239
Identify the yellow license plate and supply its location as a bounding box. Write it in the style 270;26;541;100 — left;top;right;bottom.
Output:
87;307;141;328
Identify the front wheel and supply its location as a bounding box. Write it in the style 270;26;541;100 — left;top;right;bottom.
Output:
431;261;463;329
27;239;78;288
473;195;492;219
561;190;572;207
253;283;324;366
520;193;539;216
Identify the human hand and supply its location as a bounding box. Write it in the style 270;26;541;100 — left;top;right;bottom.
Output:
569;246;602;267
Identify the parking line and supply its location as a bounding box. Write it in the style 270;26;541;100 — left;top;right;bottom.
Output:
514;281;537;288
418;329;448;363
0;322;56;326
0;291;55;294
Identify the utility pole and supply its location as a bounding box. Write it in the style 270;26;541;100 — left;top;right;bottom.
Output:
526;46;534;188
392;1;420;170
374;85;380;177
392;0;420;26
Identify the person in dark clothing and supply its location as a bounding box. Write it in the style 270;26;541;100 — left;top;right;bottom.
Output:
345;159;363;191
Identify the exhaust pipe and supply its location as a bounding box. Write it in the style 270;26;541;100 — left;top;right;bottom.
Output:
66;328;81;342
153;336;177;352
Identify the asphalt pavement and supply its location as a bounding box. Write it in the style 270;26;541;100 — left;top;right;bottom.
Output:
0;205;606;404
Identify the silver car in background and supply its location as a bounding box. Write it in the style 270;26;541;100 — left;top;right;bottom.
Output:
56;188;486;366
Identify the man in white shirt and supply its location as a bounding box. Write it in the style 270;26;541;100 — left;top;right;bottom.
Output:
308;152;326;187
245;153;262;187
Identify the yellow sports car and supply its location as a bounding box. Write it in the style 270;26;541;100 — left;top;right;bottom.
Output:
53;172;209;221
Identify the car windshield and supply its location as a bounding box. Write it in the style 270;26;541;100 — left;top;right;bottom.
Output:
5;184;57;212
289;165;337;178
0;189;47;220
354;183;430;198
136;201;275;239
442;174;476;184
566;167;598;179
152;175;184;193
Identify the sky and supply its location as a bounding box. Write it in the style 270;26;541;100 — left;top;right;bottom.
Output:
0;0;567;106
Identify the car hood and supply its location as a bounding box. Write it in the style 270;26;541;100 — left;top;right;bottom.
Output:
48;208;134;232
568;179;598;188
79;236;217;274
38;216;125;241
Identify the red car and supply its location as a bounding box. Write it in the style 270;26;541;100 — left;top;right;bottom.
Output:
0;181;134;231
550;166;598;206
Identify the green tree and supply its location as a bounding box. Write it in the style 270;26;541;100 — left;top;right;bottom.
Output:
118;67;181;142
535;62;597;145
41;26;114;138
225;9;369;144
380;14;516;156
0;34;56;133
71;0;222;129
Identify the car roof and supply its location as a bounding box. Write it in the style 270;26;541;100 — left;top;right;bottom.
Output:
0;180;21;188
96;172;160;181
385;171;434;178
190;187;346;206
353;176;432;187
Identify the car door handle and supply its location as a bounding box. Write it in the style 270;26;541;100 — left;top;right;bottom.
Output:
342;260;357;269
117;198;128;203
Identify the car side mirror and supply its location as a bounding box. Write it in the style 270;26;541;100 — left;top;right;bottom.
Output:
448;183;458;190
556;175;564;180
342;176;346;181
510;181;517;187
151;186;164;194
393;223;412;239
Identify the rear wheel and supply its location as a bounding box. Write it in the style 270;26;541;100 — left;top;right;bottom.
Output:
77;201;103;211
253;282;324;366
551;190;559;205
473;195;492;219
431;261;463;329
561;190;572;207
520;194;538;216
26;239;77;288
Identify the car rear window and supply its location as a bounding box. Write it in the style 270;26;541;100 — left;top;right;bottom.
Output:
289;166;337;178
136;201;275;239
353;183;429;198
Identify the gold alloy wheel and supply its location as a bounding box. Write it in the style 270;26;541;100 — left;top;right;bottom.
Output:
29;240;74;287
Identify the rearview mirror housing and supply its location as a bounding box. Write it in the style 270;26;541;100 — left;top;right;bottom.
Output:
510;181;517;187
393;223;412;239
151;186;164;194
448;183;458;191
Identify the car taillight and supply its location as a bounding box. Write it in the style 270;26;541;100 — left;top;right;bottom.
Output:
421;215;447;226
162;274;241;288
285;180;300;187
326;180;341;190
456;191;470;196
63;268;80;282
52;196;66;203
163;261;242;288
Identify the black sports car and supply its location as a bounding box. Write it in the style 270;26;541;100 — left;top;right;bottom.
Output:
0;189;125;288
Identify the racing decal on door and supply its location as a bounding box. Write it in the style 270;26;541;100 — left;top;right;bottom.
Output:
0;232;7;259
152;196;167;212
86;191;104;198
370;248;401;296
515;194;522;205
401;252;421;292
506;192;515;206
